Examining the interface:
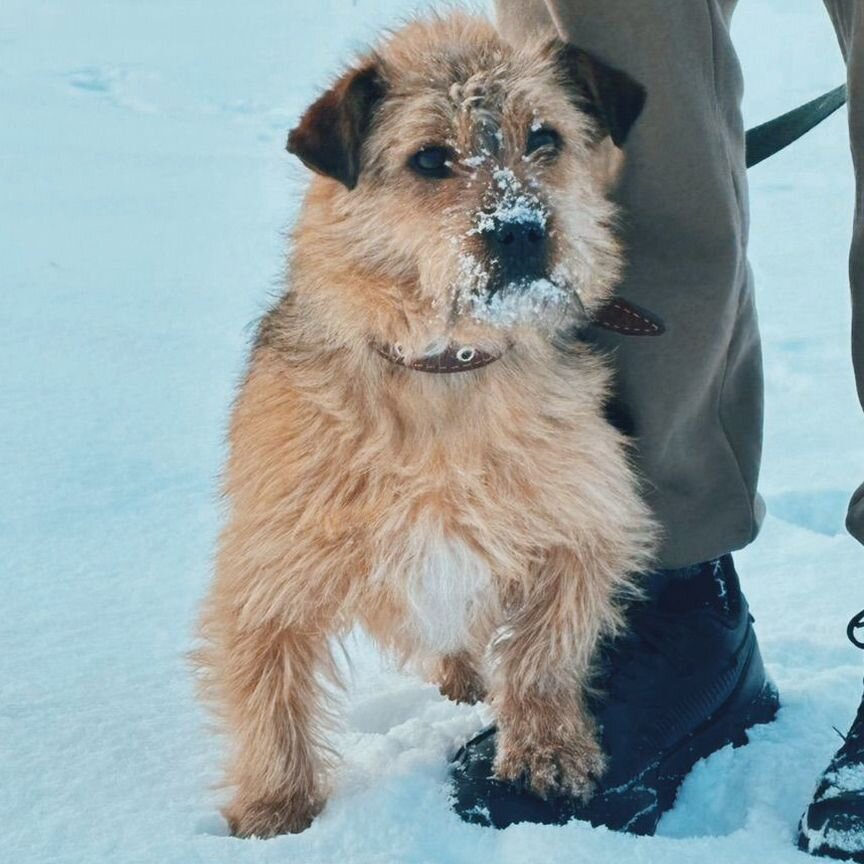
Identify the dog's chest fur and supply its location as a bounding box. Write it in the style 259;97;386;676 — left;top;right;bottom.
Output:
362;357;614;656
380;521;492;654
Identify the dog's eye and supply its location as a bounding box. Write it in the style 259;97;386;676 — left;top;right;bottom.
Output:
409;146;453;179
526;127;562;156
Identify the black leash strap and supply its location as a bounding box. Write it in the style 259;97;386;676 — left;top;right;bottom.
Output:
746;83;847;169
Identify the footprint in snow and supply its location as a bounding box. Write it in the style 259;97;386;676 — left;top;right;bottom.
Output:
765;489;849;536
67;66;122;94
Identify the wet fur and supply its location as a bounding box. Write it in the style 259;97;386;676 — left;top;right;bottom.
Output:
195;12;657;838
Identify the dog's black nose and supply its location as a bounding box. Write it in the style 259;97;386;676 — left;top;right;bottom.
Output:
486;219;547;282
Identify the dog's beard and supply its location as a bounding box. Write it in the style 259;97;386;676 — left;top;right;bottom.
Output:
451;254;582;330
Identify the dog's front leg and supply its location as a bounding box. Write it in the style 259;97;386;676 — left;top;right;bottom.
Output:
491;548;621;801
197;611;340;837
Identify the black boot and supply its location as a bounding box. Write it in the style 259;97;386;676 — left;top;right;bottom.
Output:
450;554;779;835
798;610;864;861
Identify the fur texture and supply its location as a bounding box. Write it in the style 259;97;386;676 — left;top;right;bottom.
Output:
195;12;657;838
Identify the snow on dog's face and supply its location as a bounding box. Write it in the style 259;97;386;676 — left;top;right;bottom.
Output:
287;13;645;359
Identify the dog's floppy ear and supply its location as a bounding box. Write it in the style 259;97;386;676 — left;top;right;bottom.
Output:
552;42;646;148
287;60;386;190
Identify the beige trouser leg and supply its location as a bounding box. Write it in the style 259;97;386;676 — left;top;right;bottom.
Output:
496;0;864;563
823;0;864;539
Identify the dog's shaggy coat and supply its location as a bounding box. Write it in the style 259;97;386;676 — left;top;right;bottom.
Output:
195;13;657;838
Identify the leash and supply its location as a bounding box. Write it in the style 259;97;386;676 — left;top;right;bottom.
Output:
746;83;847;169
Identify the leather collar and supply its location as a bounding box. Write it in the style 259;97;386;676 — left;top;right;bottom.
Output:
374;342;502;373
588;298;665;336
375;297;664;375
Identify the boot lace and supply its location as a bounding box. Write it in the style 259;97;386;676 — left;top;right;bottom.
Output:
847;609;864;650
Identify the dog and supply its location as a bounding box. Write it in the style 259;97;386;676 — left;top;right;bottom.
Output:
195;12;658;838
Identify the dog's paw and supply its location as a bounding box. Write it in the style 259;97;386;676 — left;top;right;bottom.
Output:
438;677;486;705
494;732;606;802
224;793;323;838
434;654;487;705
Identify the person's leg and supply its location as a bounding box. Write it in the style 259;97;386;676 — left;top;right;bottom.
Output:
798;4;864;859
451;0;778;835
822;0;864;542
500;0;762;570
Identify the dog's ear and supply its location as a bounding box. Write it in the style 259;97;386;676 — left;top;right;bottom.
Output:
287;60;387;190
551;42;646;148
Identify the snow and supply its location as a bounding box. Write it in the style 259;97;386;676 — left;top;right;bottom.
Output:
820;764;864;799
2;1;864;863
806;824;863;857
462;275;572;328
469;166;549;234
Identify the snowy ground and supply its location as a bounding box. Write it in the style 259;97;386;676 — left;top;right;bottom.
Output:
2;1;864;862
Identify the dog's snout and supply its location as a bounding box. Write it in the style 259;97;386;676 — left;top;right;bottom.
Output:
486;219;547;281
493;221;545;250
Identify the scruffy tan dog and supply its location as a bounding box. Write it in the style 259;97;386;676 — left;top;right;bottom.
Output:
196;12;658;838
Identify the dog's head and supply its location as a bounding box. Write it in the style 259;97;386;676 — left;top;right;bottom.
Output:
287;14;645;358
